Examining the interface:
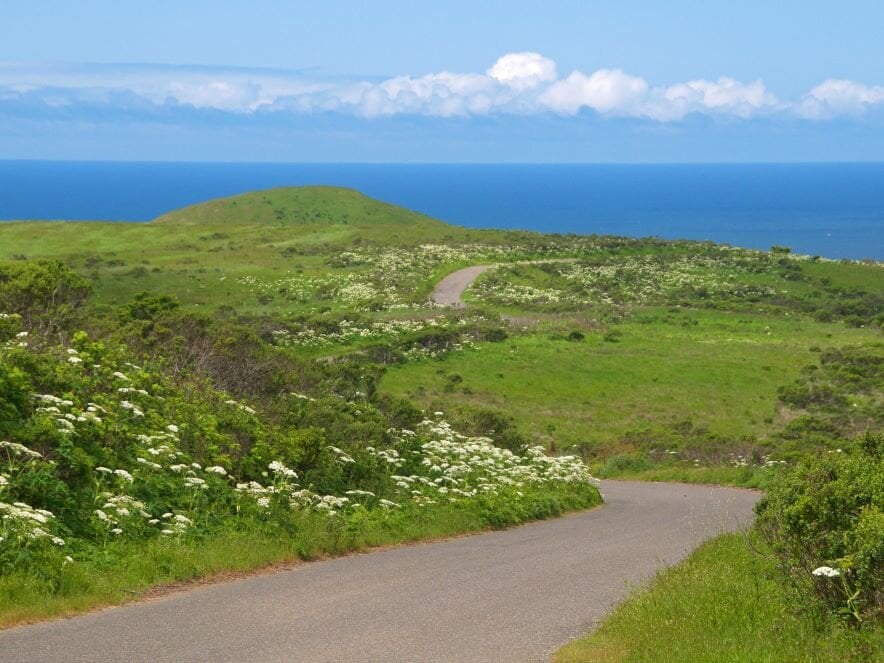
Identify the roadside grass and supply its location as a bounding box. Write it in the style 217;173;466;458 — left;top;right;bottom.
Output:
555;532;881;663
380;308;877;451
0;487;599;628
594;463;774;489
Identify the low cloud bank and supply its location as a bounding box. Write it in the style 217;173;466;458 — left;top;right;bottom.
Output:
1;53;882;122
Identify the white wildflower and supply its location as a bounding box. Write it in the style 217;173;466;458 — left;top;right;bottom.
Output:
812;566;841;578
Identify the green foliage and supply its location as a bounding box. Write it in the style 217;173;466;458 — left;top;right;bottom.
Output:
0;259;90;335
776;344;884;448
0;326;599;611
755;433;884;623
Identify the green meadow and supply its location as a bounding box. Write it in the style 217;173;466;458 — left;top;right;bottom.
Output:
380;309;877;453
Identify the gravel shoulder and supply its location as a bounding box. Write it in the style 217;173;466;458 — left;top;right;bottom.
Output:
0;481;758;663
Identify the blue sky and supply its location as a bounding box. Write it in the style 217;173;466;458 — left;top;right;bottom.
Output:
2;1;883;162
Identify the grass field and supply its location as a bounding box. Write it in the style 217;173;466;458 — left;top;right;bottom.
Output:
380;308;878;453
555;532;881;663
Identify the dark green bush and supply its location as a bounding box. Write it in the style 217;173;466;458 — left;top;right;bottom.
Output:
754;432;883;623
0;259;91;335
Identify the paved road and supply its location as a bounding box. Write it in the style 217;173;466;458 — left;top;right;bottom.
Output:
431;261;579;309
431;264;492;307
1;481;758;663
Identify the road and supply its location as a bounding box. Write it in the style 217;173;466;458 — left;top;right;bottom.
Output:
0;481;758;663
430;264;492;307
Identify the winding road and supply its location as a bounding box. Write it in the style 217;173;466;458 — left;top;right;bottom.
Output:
0;481;758;663
431;264;493;307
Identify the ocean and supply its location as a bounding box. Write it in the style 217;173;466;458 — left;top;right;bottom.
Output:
1;161;882;260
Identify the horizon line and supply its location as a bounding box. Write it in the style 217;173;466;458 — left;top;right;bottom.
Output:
3;158;884;166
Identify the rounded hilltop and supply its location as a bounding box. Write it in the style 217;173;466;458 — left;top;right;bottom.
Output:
153;185;447;230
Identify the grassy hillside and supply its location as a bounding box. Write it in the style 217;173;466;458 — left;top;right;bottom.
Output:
1;186;881;642
0;187;460;312
154;186;448;228
3;186;881;467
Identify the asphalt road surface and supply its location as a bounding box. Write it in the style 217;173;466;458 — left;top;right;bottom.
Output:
0;480;758;663
430;265;492;307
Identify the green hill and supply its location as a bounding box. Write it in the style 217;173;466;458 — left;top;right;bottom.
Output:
0;187;472;310
154;186;449;232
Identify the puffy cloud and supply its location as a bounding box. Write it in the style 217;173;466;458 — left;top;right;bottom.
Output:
0;55;880;123
537;71;779;121
797;79;884;118
540;69;648;115
657;78;779;120
487;52;557;91
365;72;497;117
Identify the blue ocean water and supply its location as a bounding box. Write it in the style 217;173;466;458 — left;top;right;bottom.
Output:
1;161;882;260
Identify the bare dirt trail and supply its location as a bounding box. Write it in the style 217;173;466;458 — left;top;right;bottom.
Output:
0;481;758;663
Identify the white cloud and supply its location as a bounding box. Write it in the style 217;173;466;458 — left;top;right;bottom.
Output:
487;52;557;91
366;72;498;117
165;80;263;111
797;79;884;119
540;69;648;115
0;55;880;123
657;78;780;120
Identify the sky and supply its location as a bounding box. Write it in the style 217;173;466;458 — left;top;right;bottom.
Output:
2;0;883;162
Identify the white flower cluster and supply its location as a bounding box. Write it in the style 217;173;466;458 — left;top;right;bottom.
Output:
398;420;594;505
235;461;354;516
0;500;65;547
31;394;105;435
0;440;44;460
272;317;441;348
812;565;841;578
224;399;257;415
473;251;793;308
235;418;595;516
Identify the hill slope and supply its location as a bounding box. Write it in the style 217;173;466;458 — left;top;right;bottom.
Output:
154;186;450;232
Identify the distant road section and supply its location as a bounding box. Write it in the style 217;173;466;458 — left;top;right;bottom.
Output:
431;264;492;307
0;481;758;663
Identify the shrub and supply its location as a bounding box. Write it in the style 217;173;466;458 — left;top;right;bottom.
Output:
0;260;91;336
754;432;883;623
0;325;600;583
